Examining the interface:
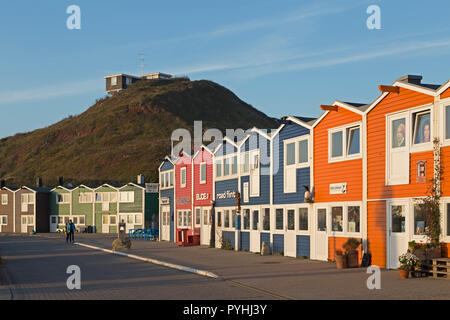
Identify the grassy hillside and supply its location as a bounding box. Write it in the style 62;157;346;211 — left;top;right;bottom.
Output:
0;78;278;186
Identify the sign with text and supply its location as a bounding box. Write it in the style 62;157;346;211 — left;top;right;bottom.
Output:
145;183;159;193
195;193;210;201
329;183;347;194
216;190;236;200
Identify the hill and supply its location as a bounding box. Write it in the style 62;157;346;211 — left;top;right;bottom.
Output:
0;78;278;186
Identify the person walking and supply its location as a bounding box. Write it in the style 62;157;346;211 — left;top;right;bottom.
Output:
66;219;76;244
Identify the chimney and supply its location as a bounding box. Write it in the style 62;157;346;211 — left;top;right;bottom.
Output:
398;75;422;85
0;180;5;188
137;174;145;185
36;177;43;188
59;176;64;186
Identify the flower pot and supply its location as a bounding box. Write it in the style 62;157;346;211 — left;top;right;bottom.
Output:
398;269;409;279
346;250;359;268
428;247;441;259
335;254;347;269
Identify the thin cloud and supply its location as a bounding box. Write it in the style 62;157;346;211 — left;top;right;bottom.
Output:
0;79;103;105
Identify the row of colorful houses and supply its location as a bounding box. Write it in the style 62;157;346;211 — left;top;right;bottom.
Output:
159;74;450;269
0;176;159;234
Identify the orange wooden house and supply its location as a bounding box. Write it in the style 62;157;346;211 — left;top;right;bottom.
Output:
311;101;368;262
365;75;450;268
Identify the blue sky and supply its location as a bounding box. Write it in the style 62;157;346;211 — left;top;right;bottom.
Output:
1;0;450;138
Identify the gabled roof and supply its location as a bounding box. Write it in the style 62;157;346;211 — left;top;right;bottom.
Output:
365;75;447;114
1;186;18;192
312;100;367;128
158;155;177;171
51;185;74;192
21;186;51;193
120;182;145;190
94;184;121;191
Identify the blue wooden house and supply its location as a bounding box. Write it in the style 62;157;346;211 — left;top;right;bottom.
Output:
271;116;316;257
159;156;176;242
239;128;272;252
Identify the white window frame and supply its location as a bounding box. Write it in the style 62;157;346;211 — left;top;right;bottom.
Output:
241;151;250;175
283;135;311;193
214;154;239;181
328;122;362;163
298;206;309;234
111;76;117;86
79;192;93;203
410;107;433;153
56;193;70;204
200;162;207;184
441;198;450;242
119;191;134;203
180;167;187;188
1;194;8;205
326;202;362;237
194;207;201;228
0;215;7;225
160;170;174;190
439;98;450;146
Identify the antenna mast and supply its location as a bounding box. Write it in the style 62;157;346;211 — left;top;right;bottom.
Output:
140;52;145;76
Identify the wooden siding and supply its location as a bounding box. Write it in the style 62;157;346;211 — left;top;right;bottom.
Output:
273;234;284;255
240;231;250;251
314;107;363;202
367;201;387;268
0;189;14;232
367;87;434;200
441;242;450;258
241;133;271;205
119;185;143;213
440;146;450;197
222;231;236;249
296;235;310;258
50;188;70;216
160;188;175;242
214;179;239;207
15;189;35;233
72;187;94;226
193;149;213;207
160;160;174;172
273;122;311;204
328;236;362;263
441;87;450;99
260;232;270;250
175;154;192;210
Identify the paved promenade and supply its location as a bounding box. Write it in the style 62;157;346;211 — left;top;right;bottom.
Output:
1;233;449;300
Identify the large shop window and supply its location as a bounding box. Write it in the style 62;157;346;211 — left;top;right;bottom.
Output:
287;209;295;230
414;203;427;236
217;211;222;227
331;206;343;232
195;208;201;227
298;208;308;231
263;208;270;231
447;203;450;236
252;210;259;230
243;209;250;230
317;209;327;231
276;209;284;230
224;210;230;228
347;206;360;233
232;210;237;228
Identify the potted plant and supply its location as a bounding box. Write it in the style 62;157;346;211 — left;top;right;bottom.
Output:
408;240;417;253
343;238;361;268
335;249;347;269
398;252;419;279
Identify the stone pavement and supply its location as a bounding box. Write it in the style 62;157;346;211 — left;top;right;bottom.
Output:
0;234;271;300
2;233;450;300
55;233;450;300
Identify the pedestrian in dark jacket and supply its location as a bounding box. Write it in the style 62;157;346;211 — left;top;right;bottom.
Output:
66;220;76;244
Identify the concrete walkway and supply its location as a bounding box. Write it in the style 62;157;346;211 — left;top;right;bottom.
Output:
38;233;450;300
